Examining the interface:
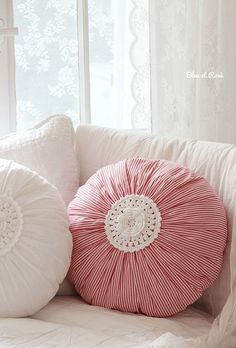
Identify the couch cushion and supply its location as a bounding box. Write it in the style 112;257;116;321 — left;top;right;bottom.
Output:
75;125;236;319
0;115;79;206
0;160;72;317
0;115;79;295
0;296;213;347
31;296;212;347
68;158;227;317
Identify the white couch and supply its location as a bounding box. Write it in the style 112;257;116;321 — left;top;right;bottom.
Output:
0;117;235;348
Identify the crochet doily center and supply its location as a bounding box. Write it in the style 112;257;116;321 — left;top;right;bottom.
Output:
118;208;146;238
0;195;23;255
105;194;161;252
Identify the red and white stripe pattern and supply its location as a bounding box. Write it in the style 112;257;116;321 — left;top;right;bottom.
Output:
68;158;227;317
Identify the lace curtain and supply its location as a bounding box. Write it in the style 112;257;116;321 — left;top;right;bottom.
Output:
13;0;150;131
150;0;236;144
13;0;80;131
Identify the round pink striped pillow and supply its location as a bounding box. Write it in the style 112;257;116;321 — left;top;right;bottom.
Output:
68;158;227;317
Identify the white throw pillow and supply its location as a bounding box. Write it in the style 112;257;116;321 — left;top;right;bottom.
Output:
0;159;72;317
0;115;79;206
0;115;78;295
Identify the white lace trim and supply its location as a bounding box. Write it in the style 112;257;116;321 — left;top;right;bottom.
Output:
0;195;23;255
129;0;151;129
105;194;161;252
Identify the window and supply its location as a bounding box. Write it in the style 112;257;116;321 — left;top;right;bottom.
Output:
0;0;151;135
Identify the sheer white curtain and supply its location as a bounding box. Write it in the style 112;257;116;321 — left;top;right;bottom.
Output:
150;0;236;144
88;0;151;130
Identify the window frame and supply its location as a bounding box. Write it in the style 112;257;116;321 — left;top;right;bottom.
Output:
0;0;17;134
77;0;91;124
1;0;91;133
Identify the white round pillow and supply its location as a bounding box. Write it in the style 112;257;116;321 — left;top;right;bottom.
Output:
0;159;72;317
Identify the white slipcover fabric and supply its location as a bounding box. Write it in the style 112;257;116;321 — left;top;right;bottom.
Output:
0;296;212;348
0;122;235;347
0;160;72;317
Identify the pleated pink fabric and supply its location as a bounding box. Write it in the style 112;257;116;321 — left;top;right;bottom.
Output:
68;158;227;317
